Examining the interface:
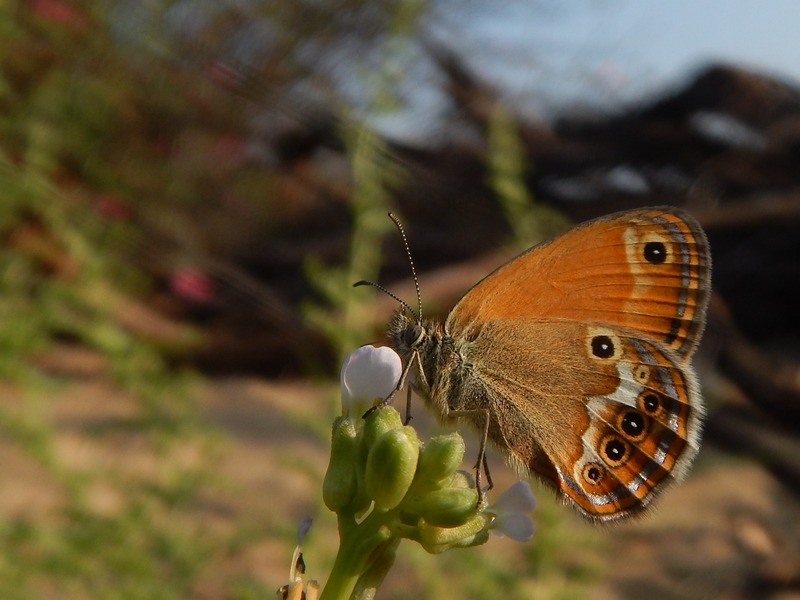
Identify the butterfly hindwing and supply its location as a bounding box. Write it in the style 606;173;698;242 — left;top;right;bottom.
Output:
440;317;702;522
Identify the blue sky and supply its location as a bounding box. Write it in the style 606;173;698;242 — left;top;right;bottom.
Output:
433;0;800;111
361;0;800;141
617;1;800;83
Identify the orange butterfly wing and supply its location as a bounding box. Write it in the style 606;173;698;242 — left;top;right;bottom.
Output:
446;207;711;361
439;207;710;520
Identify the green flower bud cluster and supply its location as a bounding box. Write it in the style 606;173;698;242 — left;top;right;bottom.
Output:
323;406;492;556
319;346;534;599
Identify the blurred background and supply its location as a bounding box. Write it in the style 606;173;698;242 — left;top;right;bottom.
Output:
2;1;800;598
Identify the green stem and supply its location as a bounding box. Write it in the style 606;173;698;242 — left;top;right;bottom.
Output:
351;537;401;600
320;512;395;600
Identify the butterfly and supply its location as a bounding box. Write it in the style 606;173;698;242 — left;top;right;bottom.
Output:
381;207;711;522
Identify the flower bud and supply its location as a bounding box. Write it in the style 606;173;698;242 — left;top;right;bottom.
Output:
357;407;403;483
415;487;478;527
449;470;476;490
362;406;403;450
322;417;359;512
413;433;465;492
418;514;492;554
365;426;419;510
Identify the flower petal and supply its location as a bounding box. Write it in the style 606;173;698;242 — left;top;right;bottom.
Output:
491;512;536;542
486;481;536;543
340;345;402;414
490;481;537;514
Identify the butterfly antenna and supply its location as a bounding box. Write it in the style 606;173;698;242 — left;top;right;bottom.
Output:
353;279;418;321
388;212;423;322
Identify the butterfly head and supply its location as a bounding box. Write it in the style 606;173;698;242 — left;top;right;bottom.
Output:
388;308;426;354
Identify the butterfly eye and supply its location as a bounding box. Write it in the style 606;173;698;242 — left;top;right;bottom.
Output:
643;240;668;264
619;410;647;441
582;463;605;486
600;436;629;467
401;322;425;348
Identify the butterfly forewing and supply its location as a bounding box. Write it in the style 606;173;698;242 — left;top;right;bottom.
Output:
446;208;711;361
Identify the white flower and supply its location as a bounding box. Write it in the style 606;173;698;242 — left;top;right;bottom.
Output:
486;481;537;542
340;345;402;416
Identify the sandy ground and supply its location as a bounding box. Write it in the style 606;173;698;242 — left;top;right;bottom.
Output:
2;374;799;599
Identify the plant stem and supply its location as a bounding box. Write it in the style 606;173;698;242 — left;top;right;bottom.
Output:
351;537;401;600
320;512;395;600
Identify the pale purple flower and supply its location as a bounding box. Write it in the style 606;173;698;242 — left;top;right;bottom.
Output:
487;481;537;542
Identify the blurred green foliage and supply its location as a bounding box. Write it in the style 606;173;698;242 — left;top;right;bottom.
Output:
304;122;402;367
0;1;430;597
0;1;599;598
0;2;260;597
487;104;570;249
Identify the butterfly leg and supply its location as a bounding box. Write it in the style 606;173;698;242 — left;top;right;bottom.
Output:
449;407;492;508
404;385;413;425
399;350;426;424
483;453;494;493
